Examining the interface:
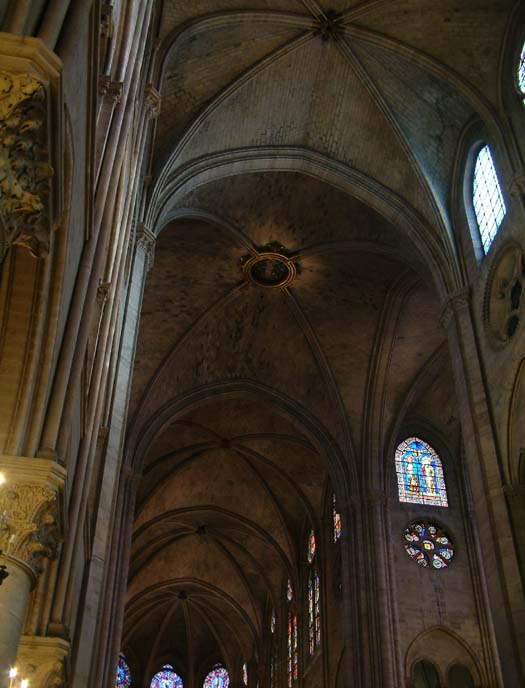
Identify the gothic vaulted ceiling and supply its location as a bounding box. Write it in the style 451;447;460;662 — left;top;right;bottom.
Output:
123;0;498;678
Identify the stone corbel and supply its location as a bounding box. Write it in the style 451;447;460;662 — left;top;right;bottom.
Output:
439;288;471;329
16;636;69;688
98;74;123;104
144;83;161;119
0;456;66;580
0;32;63;260
136;222;156;271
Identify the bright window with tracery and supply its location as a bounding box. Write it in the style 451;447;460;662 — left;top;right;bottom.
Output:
270;607;276;633
287;578;293;602
150;665;183;688
115;655;131;688
242;663;248;686
472;145;506;254
395;437;448;507
333;494;341;543
287;610;298;687
204;665;229;688
518;40;525;95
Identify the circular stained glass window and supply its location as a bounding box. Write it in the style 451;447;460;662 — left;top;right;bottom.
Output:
403;521;454;570
150;666;183;688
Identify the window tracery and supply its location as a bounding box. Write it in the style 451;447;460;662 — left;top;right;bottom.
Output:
472;145;506;254
395;437;448;507
404;520;454;570
306;529;321;655
150;665;183;688
287;610;298;687
203;665;229;688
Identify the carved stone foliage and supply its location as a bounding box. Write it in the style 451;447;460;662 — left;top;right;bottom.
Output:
144;84;161;119
136;222;156;271
0;484;61;574
484;243;525;345
17;636;69;688
0;71;54;259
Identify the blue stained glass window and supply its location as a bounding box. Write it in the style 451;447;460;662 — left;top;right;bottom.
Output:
150;665;183;688
204;665;229;688
395;437;448;507
518;40;525;95
115;655;131;688
472;145;506;254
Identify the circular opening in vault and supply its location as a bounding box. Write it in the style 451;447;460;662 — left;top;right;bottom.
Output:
245;253;296;288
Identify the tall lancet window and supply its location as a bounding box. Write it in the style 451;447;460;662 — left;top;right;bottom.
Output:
395;437;448;507
333;494;342;543
286;580;298;688
518;39;525;96
472;145;506;254
307;529;321;655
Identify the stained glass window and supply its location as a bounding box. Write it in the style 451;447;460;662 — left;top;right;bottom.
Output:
287;611;298;687
287;578;293;602
395;437;448;507
203;665;229;688
150;665;183;688
307;529;316;563
518;40;525;95
333;494;341;543
403;521;454;570
242;663;248;686
115;655;131;688
308;570;321;654
472;145;506;254
270;608;276;633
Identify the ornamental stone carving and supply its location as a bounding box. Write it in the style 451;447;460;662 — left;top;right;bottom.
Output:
144;83;161;119
0;484;61;574
0;71;53;258
136;222;156;271
0;34;62;262
17;636;70;688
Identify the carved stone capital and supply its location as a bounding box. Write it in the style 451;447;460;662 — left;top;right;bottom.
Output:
0;34;62;261
509;172;525;198
0;457;65;577
144;83;161;119
17;636;70;688
136;222;156;271
440;288;471;329
98;75;123;104
96;279;111;304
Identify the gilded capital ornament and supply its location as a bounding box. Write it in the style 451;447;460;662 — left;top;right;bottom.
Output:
0;34;62;261
0;456;65;578
16;636;70;688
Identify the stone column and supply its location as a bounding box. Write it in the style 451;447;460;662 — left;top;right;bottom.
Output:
0;457;65;675
442;291;525;685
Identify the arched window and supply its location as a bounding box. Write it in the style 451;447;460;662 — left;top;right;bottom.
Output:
306;529;321;655
472;145;506;254
518;39;525;96
150;665;183;688
448;664;474;688
203;665;229;688
115;654;132;688
332;494;342;543
412;660;440;688
269;608;278;688
286;580;298;688
270;608;276;634
242;663;248;686
395;437;448;507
